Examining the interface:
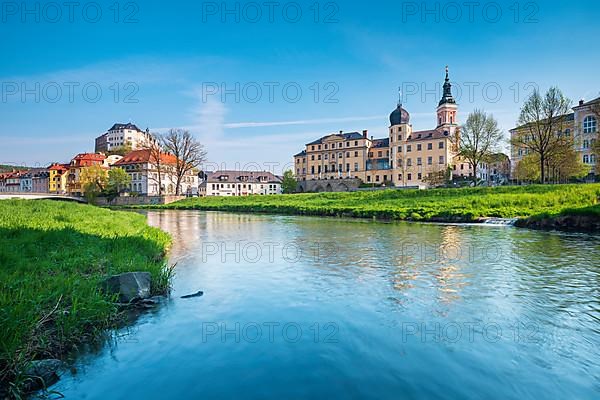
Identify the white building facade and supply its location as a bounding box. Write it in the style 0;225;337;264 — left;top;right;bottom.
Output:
95;123;155;153
200;171;282;196
113;150;198;196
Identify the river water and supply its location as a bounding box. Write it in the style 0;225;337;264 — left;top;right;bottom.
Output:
53;211;600;399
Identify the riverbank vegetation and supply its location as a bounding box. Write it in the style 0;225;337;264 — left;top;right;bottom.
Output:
0;200;171;396
147;184;600;222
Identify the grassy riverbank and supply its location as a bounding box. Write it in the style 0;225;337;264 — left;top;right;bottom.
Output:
0;200;171;395
145;184;600;222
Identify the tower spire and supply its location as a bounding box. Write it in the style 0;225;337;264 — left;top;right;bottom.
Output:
439;65;456;106
398;86;403;107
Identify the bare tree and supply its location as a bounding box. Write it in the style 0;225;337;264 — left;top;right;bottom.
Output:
511;88;572;183
141;132;165;196
162;129;207;195
459;109;504;186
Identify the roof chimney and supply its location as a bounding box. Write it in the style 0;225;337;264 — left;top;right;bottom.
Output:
339;130;343;134
363;130;368;138
579;99;585;106
370;135;374;141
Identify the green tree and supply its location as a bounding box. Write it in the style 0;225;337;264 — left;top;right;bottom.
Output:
459;109;504;186
282;170;297;193
107;168;131;195
106;144;132;157
80;165;108;203
514;155;540;183
511;87;572;183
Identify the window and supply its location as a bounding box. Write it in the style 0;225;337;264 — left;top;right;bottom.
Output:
417;173;422;180
406;158;412;167
367;176;371;182
427;143;433;150
311;155;315;161
407;145;412;152
565;129;571;137
355;141;358;146
375;175;380;182
346;152;350;158
583;155;590;164
439;141;444;149
583;140;590;149
417;157;422;166
417;144;422;151
346;163;350;172
398;146;402;152
427;157;432;165
378;151;382;158
318;155;322;160
591;154;597;164
408;173;412;180
354;151;358;157
583;116;597;134
354;163;359;171
439;156;444;164
398;135;402;141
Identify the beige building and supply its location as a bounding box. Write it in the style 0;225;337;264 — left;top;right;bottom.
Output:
510;96;599;178
294;68;463;189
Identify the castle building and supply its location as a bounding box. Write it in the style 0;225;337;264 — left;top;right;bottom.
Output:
94;123;155;153
294;67;466;189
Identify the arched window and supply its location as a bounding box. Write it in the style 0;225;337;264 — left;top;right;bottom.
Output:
583;155;589;164
583;116;597;133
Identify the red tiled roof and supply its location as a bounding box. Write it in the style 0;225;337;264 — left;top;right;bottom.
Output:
114;150;178;166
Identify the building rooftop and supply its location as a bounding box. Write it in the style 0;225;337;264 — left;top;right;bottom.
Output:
306;131;364;146
108;123;144;132
113;150;177;166
205;170;282;184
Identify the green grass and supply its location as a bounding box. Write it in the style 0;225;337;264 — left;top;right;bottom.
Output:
0;200;171;395
143;184;600;222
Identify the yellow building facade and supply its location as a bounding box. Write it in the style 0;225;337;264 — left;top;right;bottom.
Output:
294;68;461;188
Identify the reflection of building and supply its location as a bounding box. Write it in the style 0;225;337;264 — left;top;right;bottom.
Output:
113;150;198;196
199;170;282;196
294;67;474;189
510;97;599;178
94;123;154;153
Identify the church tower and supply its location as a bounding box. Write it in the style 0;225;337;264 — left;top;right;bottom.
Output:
436;66;458;134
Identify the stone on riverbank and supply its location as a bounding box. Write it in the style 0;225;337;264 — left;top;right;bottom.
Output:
24;359;65;392
102;272;152;303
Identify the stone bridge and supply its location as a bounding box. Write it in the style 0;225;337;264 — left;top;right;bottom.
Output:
0;193;87;203
297;178;363;193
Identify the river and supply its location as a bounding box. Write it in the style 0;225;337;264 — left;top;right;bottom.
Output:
53;211;600;399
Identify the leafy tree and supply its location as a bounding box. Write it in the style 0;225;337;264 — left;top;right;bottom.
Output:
282;170;297;193
511;88;572;183
162;129;207;195
80;165;108;203
514;155;540;183
107;168;131;195
459;109;504;186
106;144;132;157
423;165;451;187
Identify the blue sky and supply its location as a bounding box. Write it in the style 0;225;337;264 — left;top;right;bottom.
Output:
1;0;599;172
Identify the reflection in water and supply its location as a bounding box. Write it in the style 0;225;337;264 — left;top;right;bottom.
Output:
53;211;600;400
